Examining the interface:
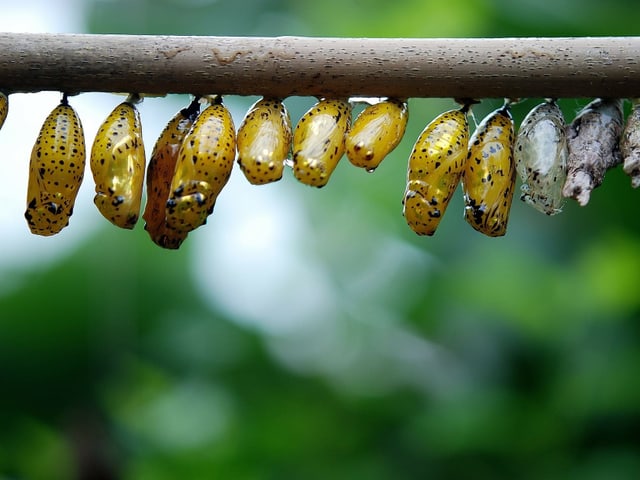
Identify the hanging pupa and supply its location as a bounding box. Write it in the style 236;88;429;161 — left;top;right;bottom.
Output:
402;104;470;236
0;91;8;131
25;94;86;236
165;95;236;234
346;98;408;172
143;97;201;249
621;98;640;188
292;98;351;188
462;103;516;237
237;97;292;185
514;99;568;215
562;98;623;206
90;94;146;229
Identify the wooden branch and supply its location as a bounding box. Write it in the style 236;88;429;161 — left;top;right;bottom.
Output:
1;33;640;98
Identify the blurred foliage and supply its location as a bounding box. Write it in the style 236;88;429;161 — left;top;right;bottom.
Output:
2;0;640;479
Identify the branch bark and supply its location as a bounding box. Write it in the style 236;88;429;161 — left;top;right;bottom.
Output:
1;33;640;98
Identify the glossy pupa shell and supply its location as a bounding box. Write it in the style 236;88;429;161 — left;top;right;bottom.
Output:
143;97;201;249
90;98;146;229
165;96;236;233
462;105;516;237
292;98;351;187
402;106;469;236
514;100;568;215
25;95;86;236
346;98;408;171
237;97;292;185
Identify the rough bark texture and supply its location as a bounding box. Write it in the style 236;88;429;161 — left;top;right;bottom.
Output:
0;34;640;97
562;98;624;206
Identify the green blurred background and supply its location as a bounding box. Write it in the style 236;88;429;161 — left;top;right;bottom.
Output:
2;0;640;479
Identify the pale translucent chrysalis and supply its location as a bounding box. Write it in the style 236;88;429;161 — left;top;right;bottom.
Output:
515;100;568;215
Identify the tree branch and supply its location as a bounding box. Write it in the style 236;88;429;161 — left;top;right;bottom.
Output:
1;33;639;98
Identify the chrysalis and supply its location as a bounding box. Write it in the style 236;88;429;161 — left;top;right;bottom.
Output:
402;105;470;236
562;98;623;206
292;98;351;187
25;94;86;236
514;100;568;215
621;98;640;188
0;91;7;131
90;94;146;229
143;97;200;249
237;97;292;185
462;104;516;237
346;98;408;171
166;96;236;234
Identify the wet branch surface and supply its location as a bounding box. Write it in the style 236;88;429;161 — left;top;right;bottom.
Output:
0;34;640;98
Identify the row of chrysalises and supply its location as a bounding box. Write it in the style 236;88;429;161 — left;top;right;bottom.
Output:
0;91;636;248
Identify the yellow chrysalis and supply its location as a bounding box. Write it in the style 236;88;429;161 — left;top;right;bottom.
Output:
25;95;86;236
237;97;292;185
403;106;469;236
462;105;516;237
90;96;146;229
166;96;236;233
346;98;408;171
292;98;351;188
143;97;200;249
